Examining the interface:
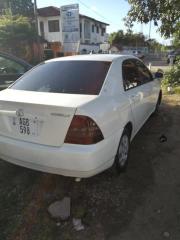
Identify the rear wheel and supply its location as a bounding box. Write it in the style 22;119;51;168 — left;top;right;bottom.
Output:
115;129;130;173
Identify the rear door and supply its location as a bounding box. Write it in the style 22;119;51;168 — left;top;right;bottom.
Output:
122;59;152;132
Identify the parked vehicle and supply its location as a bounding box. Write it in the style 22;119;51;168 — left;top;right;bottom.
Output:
167;50;180;64
0;52;32;90
0;54;162;178
133;50;145;60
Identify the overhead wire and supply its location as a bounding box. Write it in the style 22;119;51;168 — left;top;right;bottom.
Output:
77;0;121;28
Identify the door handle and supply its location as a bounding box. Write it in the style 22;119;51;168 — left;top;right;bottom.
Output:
131;94;141;102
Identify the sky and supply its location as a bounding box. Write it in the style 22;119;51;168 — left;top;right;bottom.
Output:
37;0;170;45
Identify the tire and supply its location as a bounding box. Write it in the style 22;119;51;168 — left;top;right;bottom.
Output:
115;128;130;173
154;91;162;114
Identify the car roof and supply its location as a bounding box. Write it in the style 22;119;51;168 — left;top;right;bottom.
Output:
46;54;136;63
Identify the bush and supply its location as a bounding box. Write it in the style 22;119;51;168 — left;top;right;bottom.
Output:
162;59;180;87
174;86;180;94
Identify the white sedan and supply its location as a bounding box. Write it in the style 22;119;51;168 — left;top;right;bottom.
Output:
0;55;162;178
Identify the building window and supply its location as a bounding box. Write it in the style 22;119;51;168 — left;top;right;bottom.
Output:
96;26;99;33
80;23;82;38
48;20;60;32
80;23;82;32
40;21;44;37
92;25;94;33
101;28;105;36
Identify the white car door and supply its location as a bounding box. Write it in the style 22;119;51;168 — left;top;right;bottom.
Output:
134;59;156;116
122;59;152;133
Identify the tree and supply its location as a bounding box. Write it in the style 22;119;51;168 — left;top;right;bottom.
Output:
109;30;147;47
0;12;36;58
172;22;180;49
0;0;34;17
146;38;162;52
126;0;180;37
109;30;124;45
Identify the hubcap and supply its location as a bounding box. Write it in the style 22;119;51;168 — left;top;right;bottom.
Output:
118;134;129;166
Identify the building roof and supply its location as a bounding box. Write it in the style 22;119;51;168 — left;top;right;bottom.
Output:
79;14;109;26
37;6;60;17
37;6;109;26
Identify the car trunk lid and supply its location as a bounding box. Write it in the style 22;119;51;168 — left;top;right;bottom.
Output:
0;89;97;147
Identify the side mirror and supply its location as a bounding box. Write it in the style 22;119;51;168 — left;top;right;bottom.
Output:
154;69;164;79
155;72;164;78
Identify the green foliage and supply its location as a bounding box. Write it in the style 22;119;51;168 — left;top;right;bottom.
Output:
174;86;180;94
146;38;163;52
126;0;180;38
172;22;180;49
0;12;36;57
0;0;34;17
162;59;180;87
109;30;146;46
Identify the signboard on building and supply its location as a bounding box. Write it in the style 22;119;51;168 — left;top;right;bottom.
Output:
60;4;80;53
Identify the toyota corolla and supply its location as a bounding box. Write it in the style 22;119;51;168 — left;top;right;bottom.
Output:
0;55;162;178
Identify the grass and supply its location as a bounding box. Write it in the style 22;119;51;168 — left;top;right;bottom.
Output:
174;86;180;94
151;65;171;73
151;65;180;95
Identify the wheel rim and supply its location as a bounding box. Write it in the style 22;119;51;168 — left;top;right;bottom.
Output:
118;134;129;166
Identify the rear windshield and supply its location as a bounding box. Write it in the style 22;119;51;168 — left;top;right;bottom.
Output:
11;61;111;95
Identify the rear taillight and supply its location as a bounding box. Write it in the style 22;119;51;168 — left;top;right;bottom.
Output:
65;115;104;145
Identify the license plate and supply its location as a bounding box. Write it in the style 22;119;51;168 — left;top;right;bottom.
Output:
19;117;30;135
11;117;39;136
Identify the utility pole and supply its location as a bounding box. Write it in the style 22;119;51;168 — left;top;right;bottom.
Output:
33;0;41;62
149;20;152;39
34;0;38;34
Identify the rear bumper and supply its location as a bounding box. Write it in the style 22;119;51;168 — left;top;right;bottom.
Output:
0;132;121;178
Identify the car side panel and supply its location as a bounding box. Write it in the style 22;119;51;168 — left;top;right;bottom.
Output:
151;78;161;110
77;94;134;160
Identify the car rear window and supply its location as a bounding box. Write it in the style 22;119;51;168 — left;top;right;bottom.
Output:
11;61;111;95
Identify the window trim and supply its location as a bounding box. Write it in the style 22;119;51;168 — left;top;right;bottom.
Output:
122;58;153;92
48;20;60;33
135;59;153;83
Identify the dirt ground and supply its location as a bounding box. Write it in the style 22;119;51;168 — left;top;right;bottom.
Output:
0;94;180;240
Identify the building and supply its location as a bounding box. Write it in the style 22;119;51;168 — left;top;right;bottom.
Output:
37;6;109;56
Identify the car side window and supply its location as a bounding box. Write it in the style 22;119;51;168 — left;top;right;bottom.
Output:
122;59;142;91
135;60;153;83
0;56;26;75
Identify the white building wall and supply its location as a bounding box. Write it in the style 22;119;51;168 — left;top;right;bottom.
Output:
90;23;107;44
38;16;62;42
38;15;107;45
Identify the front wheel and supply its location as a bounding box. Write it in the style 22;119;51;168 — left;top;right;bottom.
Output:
115;129;130;173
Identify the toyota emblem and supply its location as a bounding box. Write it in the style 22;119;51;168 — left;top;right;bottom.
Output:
16;109;24;117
